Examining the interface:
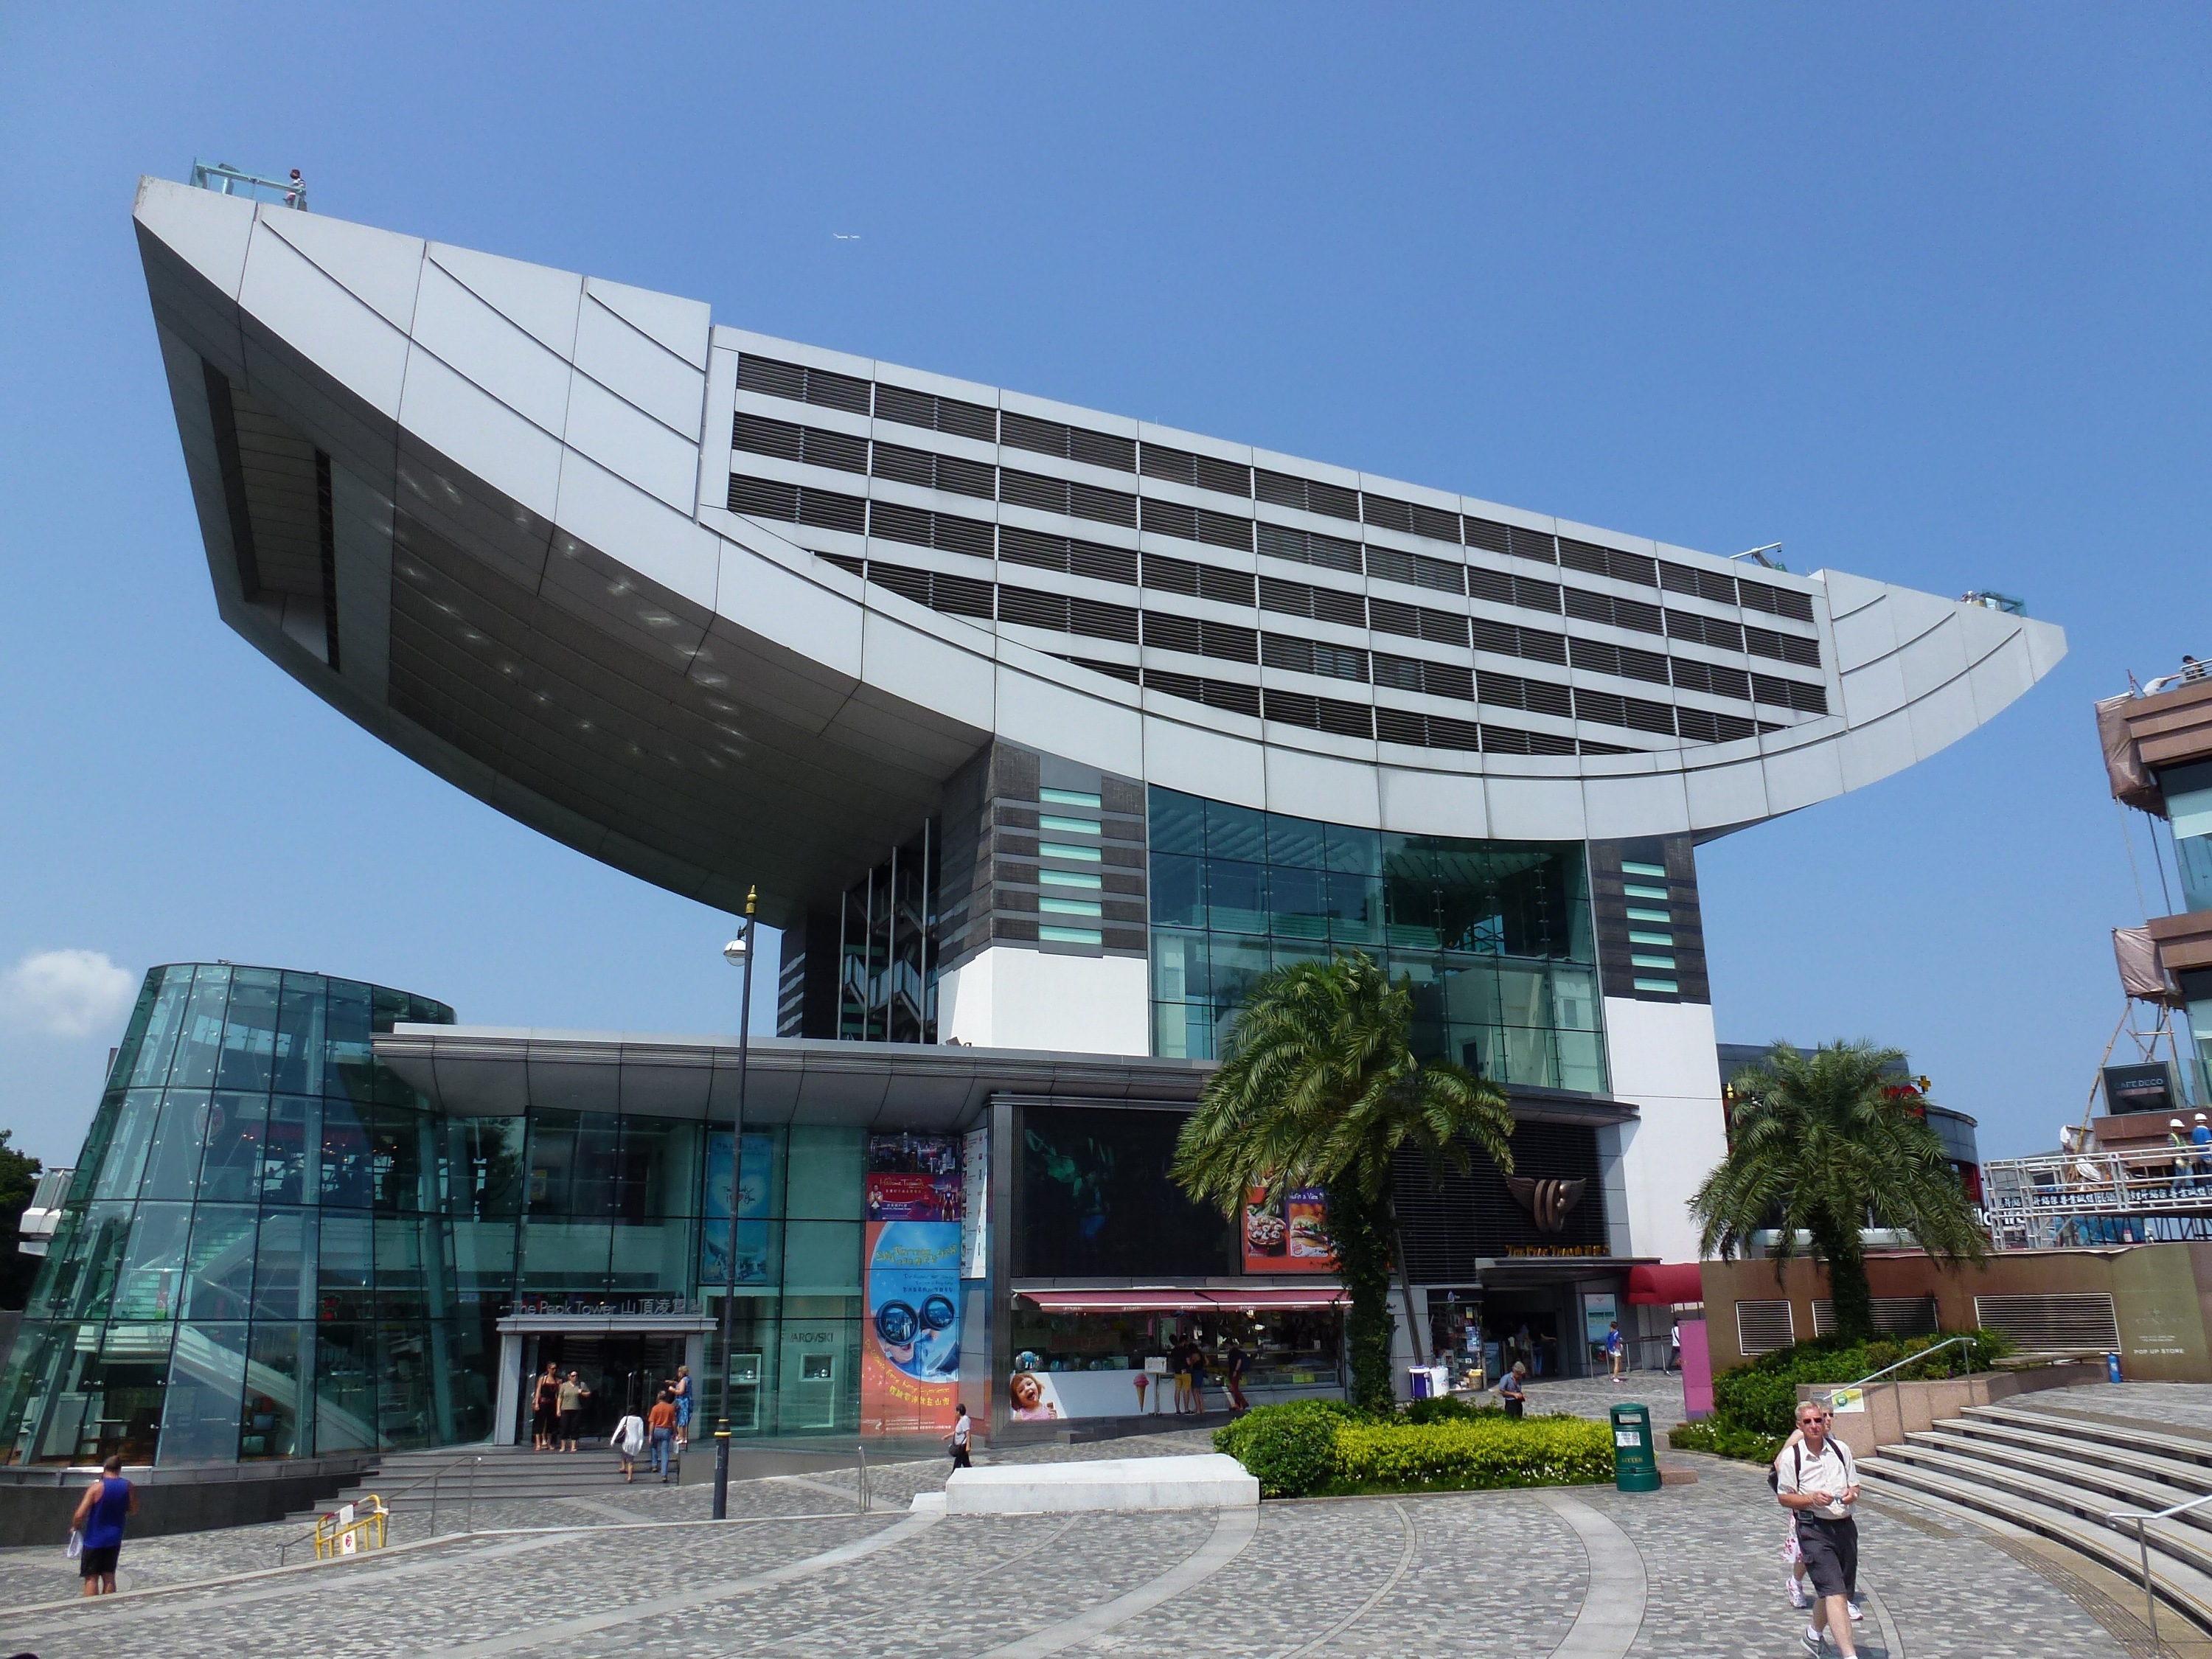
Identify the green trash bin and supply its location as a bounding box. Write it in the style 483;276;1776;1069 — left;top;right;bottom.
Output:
1609;1402;1660;1492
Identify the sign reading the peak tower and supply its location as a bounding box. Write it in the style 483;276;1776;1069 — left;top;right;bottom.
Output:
862;1135;964;1436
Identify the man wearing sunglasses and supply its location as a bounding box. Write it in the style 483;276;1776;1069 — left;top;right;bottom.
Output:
1775;1399;1862;1657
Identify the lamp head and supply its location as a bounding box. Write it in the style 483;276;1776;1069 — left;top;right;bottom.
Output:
723;936;748;966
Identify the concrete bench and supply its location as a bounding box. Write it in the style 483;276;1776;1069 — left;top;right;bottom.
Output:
914;1453;1260;1514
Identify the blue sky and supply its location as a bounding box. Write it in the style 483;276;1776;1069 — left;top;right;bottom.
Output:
2;5;2207;1166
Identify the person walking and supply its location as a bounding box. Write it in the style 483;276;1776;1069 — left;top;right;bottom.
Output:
611;1405;647;1484
1604;1321;1626;1382
1188;1342;1210;1413
557;1368;591;1453
1776;1399;1863;1657
1170;1339;1194;1416
70;1454;137;1597
647;1389;678;1482
532;1360;560;1452
1499;1360;1527;1420
947;1402;973;1470
1666;1320;1682;1374
670;1364;694;1450
1223;1339;1250;1413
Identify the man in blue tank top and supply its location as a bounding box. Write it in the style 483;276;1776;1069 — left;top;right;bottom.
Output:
72;1453;138;1596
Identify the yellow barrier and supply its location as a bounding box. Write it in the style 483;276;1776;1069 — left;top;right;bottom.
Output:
313;1494;389;1559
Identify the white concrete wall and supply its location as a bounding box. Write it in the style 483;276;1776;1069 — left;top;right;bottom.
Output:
1601;997;1728;1265
937;946;1150;1055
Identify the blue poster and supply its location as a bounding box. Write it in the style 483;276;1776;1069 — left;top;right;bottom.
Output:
701;1132;773;1287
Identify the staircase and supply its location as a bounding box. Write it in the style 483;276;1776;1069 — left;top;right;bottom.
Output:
288;1443;678;1521
1859;1400;2212;1632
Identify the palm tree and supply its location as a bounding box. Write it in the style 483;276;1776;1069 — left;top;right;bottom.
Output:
1691;1040;1987;1343
1172;952;1515;1411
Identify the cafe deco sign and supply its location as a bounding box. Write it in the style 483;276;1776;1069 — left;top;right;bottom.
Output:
1505;1175;1587;1234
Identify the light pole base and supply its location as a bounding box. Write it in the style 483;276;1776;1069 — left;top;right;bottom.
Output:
712;1430;731;1519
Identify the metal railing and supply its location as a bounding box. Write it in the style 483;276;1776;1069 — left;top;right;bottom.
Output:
1983;1148;2212;1250
274;1451;484;1566
856;1443;871;1513
2105;1489;2212;1646
189;160;307;209
1821;1335;1978;1443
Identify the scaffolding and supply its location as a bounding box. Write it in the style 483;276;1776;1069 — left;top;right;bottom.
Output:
1983;1147;2212;1250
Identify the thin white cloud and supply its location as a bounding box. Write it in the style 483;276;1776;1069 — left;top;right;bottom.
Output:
0;950;137;1040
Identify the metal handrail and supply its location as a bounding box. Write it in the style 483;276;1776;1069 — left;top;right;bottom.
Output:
1840;1335;1978;1393
274;1450;485;1565
2104;1489;2212;1645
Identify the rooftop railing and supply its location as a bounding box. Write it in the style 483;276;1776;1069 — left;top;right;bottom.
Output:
1982;1145;2212;1248
189;160;307;210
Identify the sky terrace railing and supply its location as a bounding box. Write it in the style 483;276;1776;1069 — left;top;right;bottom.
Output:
189;160;307;209
1982;1147;2212;1249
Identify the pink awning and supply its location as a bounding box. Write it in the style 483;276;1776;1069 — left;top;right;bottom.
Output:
1018;1287;1347;1312
1625;1262;1705;1305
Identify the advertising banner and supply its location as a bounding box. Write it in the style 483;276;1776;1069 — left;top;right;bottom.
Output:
959;1124;990;1281
862;1135;963;1435
700;1133;773;1288
1241;1186;1337;1273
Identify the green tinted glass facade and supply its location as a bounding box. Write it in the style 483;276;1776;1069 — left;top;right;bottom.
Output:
0;967;879;1465
1147;787;1606;1093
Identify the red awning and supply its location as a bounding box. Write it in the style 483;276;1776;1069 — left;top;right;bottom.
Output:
1018;1287;1347;1312
1624;1262;1705;1305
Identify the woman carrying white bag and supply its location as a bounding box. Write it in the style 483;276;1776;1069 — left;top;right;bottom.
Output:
611;1406;648;1484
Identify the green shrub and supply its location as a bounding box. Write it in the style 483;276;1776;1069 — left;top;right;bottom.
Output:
1711;1329;2013;1437
1327;1416;1614;1492
1402;1394;1506;1425
1212;1401;1349;1497
1669;1419;1784;1463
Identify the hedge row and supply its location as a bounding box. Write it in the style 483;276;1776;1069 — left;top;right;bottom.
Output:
1667;1419;1784;1463
1711;1330;2012;1438
1212;1401;1613;1498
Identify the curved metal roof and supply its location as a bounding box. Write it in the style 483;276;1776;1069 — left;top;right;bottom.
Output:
135;176;2065;925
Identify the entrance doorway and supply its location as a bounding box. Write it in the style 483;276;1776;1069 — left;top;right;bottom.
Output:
521;1333;688;1444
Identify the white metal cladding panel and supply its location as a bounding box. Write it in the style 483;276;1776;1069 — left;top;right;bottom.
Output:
1972;1293;2121;1352
1736;1299;1796;1355
1811;1297;1939;1337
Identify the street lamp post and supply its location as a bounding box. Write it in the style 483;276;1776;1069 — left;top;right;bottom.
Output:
712;885;757;1521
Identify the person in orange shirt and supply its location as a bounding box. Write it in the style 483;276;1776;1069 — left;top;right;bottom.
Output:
647;1391;679;1483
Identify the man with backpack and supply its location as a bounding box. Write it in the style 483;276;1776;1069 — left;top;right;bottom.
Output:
1775;1399;1862;1657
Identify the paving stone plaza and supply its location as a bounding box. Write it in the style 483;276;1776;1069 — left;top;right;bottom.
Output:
0;1378;2173;1658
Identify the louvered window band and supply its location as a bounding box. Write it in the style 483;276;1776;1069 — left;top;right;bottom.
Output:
1972;1293;2121;1352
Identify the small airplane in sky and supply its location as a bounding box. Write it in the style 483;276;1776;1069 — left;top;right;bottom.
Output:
833;233;861;242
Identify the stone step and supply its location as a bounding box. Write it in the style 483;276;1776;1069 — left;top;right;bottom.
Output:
1874;1438;2212;1561
1964;1402;2212;1470
1924;1416;2212;1511
1857;1455;2212;1636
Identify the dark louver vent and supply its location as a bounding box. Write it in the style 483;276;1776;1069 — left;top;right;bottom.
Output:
1367;597;1470;648
1142;612;1259;664
1481;671;1573;720
1752;675;1829;715
871;439;995;499
1564;588;1664;636
1463;517;1513;556
1674;707;1758;744
1256;522;1363;574
863;560;995;620
1001;467;1138;528
1262;635;1370;683
1481;724;1576;757
999;525;1138;585
1144;670;1262;718
1375;707;1486;751
867;501;994;559
1467;567;1561;614
737;355;870;415
1659;560;1739;606
731;414;868;473
1559;538;1658;588
1001;411;1136;472
1264;689;1374;739
1470;616;1568;666
1670;658;1753;702
1140;442;1253;498
1746;627;1822;669
997;585;1141;644
1568;638;1670;686
1507;524;1558;563
1059;655;1143;686
1258;576;1366;629
728;474;867;535
872;381;998;443
1739;580;1817;623
1140;498;1253;552
1366;546;1467;596
1140;554;1255;607
1371;653;1475;701
1254;469;1360;522
1665;609;1747;653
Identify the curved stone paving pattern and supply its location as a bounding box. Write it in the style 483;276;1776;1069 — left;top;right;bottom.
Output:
0;1432;2141;1657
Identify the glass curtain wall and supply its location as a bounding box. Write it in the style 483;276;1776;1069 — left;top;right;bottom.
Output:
838;825;939;1043
0;964;462;1467
1148;787;1605;1092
